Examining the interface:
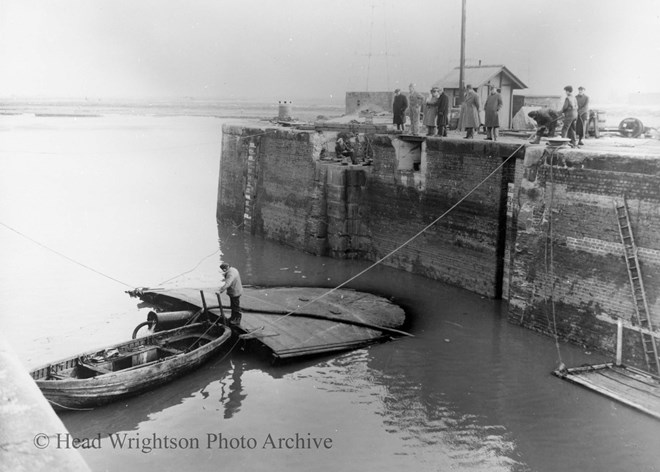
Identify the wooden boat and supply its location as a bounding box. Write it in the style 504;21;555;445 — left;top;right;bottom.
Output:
30;321;232;410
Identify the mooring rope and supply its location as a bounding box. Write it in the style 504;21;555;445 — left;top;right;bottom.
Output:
543;146;565;367
157;248;223;286
0;221;135;288
266;142;526;325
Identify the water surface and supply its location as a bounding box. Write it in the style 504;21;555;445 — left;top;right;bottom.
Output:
1;114;658;472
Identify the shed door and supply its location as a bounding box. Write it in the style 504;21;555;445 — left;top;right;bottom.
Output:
500;84;513;129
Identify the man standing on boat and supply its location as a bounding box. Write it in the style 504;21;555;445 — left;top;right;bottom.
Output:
219;262;243;326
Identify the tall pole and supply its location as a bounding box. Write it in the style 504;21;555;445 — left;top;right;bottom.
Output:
459;0;466;104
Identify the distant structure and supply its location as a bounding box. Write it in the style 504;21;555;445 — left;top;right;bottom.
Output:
345;92;397;115
278;101;293;120
433;65;527;129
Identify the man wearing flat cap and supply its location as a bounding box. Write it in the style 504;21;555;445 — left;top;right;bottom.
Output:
576;86;590;146
219;262;243;325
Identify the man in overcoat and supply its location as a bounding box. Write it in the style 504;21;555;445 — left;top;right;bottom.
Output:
392;88;408;132
458;84;480;139
423;88;440;136
436;88;450;137
408;83;425;136
484;87;503;141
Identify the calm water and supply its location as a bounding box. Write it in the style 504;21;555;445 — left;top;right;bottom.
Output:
1;114;658;472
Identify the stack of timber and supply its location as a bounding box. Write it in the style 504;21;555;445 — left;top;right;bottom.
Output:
553;363;660;420
130;286;408;360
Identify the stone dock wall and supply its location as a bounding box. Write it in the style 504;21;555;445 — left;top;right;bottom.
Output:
218;123;660;368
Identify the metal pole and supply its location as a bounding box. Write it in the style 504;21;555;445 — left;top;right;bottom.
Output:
459;0;466;104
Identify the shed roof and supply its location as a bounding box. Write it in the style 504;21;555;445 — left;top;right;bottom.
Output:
433;65;527;90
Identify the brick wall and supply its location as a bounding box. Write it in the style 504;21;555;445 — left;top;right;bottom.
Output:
219;124;660;367
360;137;521;297
219;125;521;298
507;147;660;368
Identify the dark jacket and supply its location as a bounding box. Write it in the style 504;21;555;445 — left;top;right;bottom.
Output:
393;94;408;125
436;92;450;126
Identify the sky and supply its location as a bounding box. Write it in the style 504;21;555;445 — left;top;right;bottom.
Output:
1;0;659;104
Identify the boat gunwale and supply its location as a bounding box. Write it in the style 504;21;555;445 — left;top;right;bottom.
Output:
30;322;230;383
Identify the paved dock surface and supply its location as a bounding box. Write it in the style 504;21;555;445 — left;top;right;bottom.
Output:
0;336;90;471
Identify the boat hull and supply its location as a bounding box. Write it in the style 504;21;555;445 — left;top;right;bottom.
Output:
30;323;232;410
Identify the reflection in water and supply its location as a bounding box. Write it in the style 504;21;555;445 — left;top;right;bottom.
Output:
3;115;658;472
220;360;247;419
60;355;235;437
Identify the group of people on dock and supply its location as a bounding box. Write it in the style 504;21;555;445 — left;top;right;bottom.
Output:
458;84;503;141
393;83;451;137
392;83;503;140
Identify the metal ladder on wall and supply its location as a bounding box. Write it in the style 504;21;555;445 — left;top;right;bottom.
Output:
615;197;660;374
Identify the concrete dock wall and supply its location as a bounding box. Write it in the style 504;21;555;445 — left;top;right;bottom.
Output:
0;336;90;471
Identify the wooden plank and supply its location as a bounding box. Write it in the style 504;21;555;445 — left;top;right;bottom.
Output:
139;287;405;328
238;313;384;357
554;364;660;420
132;286;406;359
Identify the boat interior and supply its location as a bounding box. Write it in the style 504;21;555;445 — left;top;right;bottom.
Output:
32;328;220;381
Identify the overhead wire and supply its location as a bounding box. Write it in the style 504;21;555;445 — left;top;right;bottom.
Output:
157;248;223;286
0;221;135;288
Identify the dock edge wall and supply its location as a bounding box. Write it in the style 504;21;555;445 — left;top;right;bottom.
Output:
218;123;660;368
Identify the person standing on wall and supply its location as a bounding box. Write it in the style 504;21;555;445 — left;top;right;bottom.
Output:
559;85;578;147
458;84;481;139
219;262;243;326
436;87;450;137
408;83;424;136
392;88;408;133
423;88;440;136
484;86;503;141
576;86;590;146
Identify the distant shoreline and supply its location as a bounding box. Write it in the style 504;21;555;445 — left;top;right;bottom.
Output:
1;99;659;129
0;99;344;122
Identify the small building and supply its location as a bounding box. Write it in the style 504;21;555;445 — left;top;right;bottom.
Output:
432;65;527;129
345;92;395;115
